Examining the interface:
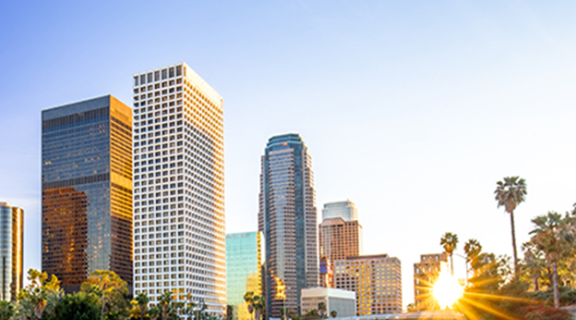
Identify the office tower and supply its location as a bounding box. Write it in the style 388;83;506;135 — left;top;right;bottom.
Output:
132;62;225;313
42;95;133;293
319;217;362;263
258;133;319;317
322;200;358;221
301;288;356;317
413;253;448;310
226;232;264;320
0;202;23;301
335;255;402;315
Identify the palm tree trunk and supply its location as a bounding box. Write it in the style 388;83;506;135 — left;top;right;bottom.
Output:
553;261;559;308
510;210;518;278
533;275;539;291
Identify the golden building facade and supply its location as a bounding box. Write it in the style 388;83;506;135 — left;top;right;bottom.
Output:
335;255;402;315
413;253;448;310
319;217;362;263
0;202;23;301
42;95;133;292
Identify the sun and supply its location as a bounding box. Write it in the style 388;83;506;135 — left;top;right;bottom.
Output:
432;271;464;309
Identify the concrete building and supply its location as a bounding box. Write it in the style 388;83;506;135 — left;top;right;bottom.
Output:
301;287;356;317
42;95;133;293
335;255;402;315
413;253;448;310
226;232;265;320
0;202;23;301
132;62;225;314
259;133;319;317
322;200;358;221
319;217;362;263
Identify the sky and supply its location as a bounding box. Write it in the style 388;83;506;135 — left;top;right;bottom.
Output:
0;0;575;308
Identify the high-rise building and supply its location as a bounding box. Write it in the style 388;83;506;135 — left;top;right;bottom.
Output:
0;202;23;301
322;200;358;221
258;133;319;317
42;95;133;292
319;217;363;263
335;255;402;315
226;232;264;320
413;253;448;310
132;62;225;313
319;256;334;288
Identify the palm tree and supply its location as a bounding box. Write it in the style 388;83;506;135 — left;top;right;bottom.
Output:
529;211;574;308
0;301;14;320
252;295;265;320
521;241;546;291
464;239;482;284
495;176;527;277
244;292;254;320
440;232;458;276
134;292;149;320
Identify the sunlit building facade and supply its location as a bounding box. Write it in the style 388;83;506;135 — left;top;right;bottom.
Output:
413;253;448;310
42;95;133;293
132;62;225;314
226;232;264;320
259;133;319;317
335;255;402;315
322;200;358;221
0;202;23;301
319;217;362;263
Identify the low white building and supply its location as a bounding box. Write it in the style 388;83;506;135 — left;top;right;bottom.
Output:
301;287;356;317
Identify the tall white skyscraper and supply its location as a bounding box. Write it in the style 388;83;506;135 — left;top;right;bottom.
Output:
132;62;225;314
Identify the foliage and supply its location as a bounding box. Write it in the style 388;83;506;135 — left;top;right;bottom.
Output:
317;302;326;318
15;269;63;320
522;304;572;320
329;310;337;318
440;232;458;275
81;270;130;320
0;301;14;320
48;291;100;320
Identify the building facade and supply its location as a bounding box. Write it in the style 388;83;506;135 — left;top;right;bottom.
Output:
226;232;264;320
413;253;448;310
322;200;358;221
319;256;334;288
335;255;402;315
319;217;362;263
0;202;23;301
42;95;133;293
301;287;356;318
258;133;319;317
132;62;225;314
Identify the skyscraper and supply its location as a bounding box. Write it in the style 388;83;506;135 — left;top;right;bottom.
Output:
226;232;264;320
0;202;23;301
335;255;402;315
132;62;225;313
259;133;319;317
322;200;358;221
319;217;363;263
42;95;133;292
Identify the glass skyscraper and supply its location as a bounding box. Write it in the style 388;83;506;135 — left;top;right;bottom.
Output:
226;232;264;320
322;200;358;221
0;202;23;301
258;133;319;317
42;95;133;292
132;62;225;314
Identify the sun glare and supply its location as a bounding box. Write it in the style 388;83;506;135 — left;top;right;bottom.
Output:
433;271;464;309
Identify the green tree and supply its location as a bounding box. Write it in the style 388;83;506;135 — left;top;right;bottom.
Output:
48;291;100;320
15;269;63;320
181;293;197;320
440;232;458;276
251;296;264;320
0;301;14;320
317;302;326;319
464;239;482;282
529;212;574;308
153;291;181;320
495;176;527;277
81;270;129;320
330;310;337;318
129;292;149;320
522;241;546;291
243;292;254;320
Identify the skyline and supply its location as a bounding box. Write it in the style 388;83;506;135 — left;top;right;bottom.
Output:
0;1;575;307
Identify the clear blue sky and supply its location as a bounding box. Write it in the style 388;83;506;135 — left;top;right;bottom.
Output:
1;0;575;308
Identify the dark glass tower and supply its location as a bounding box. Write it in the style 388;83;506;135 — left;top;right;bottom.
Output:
42;95;133;292
258;133;319;317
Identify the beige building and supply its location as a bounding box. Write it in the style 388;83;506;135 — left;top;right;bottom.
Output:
301;287;356;317
319;217;363;264
335;255;402;315
413;253;448;310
